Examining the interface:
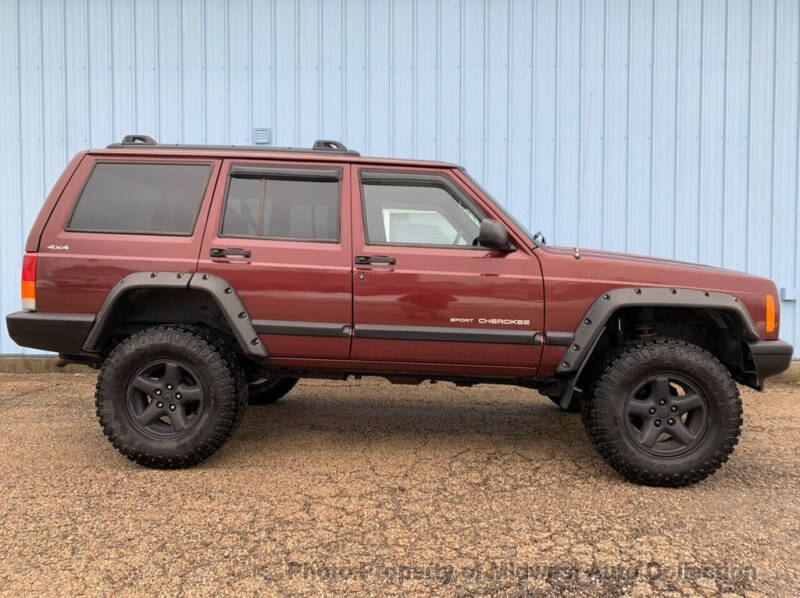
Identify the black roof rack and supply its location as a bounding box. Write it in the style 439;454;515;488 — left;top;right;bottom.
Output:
107;134;360;156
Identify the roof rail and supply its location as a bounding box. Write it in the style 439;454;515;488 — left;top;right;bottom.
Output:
313;139;347;151
120;134;157;145
107;135;360;156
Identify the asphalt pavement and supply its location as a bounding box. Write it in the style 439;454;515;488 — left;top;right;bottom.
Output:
0;372;797;596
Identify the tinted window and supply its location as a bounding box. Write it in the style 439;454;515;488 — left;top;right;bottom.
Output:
361;182;482;246
221;176;339;241
68;163;211;235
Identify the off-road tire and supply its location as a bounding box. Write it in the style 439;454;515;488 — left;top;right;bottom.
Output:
95;326;248;468
582;337;742;487
248;376;299;405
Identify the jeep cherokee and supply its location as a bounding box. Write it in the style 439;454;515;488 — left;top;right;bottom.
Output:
6;135;793;486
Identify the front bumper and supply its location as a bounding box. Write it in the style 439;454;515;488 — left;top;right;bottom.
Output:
748;339;794;382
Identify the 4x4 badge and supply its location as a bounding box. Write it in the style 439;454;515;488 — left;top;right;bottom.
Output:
46;244;69;251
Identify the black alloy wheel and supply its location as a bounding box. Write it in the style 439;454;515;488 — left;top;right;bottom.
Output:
126;359;206;437
96;326;248;468
623;375;708;457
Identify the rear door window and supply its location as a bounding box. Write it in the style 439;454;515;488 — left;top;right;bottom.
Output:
67;162;212;235
221;166;340;242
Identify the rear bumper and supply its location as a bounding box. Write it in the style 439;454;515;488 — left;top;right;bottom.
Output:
6;311;95;354
748;339;794;381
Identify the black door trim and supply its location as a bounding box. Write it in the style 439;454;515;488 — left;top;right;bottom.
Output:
544;331;574;346
252;320;351;338
353;324;541;345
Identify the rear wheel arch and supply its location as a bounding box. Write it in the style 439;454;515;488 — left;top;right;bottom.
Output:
82;271;268;362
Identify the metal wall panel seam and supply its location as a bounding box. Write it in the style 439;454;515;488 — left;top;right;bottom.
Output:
435;0;441;159
720;0;728;267
481;0;487;183
528;0;535;234
601;0;607;250
796;0;800;348
744;0;752;270
648;0;655;256
39;0;46;228
62;0;68;162
769;0;777;280
16;0;23;258
390;0;397;153
624;0;631;252
364;0;370;155
504;0;511;208
695;0;704;263
341;0;347;141
671;0;680;259
553;0;559;240
411;0;416;157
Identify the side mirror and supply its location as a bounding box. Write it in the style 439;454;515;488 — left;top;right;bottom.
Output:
477;219;514;252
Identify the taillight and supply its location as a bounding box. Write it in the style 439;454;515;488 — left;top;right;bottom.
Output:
21;254;36;311
765;294;776;334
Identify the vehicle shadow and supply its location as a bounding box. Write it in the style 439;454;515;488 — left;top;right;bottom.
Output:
226;382;608;474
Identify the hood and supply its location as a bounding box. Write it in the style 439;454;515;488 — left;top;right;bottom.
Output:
535;244;780;340
541;245;743;274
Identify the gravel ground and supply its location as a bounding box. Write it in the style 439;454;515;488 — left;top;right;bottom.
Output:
0;372;798;597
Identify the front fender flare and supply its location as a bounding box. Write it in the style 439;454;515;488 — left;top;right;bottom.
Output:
556;286;758;377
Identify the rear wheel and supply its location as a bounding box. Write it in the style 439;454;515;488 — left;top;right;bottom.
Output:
583;337;742;486
248;376;299;405
95;326;247;468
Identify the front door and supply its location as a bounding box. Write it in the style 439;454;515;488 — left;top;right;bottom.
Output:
350;166;544;374
199;159;352;359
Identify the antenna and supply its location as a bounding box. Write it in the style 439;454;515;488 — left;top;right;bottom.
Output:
575;92;593;260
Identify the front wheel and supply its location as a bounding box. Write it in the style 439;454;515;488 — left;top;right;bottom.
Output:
582;338;742;487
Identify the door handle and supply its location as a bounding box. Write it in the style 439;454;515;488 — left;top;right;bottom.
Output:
355;255;396;265
210;247;252;258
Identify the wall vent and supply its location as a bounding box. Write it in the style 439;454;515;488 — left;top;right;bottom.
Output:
252;127;272;145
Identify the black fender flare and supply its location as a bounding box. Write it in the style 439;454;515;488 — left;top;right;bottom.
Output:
556;286;758;407
81;271;268;360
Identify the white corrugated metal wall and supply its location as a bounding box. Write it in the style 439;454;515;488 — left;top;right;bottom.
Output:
1;0;798;355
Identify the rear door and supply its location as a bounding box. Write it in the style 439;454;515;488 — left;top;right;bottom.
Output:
199;159;352;359
350;166;544;374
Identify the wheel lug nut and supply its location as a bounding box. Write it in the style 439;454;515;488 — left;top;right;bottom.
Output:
668;418;675;425
659;399;666;406
648;408;656;415
169;404;176;411
175;393;181;400
654;419;662;427
670;405;678;412
156;402;163;408
155;389;162;396
166;384;173;390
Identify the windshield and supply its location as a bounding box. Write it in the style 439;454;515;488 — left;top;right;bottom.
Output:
459;169;536;242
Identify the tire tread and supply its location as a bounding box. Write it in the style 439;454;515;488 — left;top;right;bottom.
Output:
582;337;742;487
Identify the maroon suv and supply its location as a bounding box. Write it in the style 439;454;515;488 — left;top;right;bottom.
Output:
6;135;793;486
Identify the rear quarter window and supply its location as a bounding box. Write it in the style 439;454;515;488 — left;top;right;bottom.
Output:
67;162;212;235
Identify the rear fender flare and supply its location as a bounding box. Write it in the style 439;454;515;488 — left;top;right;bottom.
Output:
82;271;268;360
